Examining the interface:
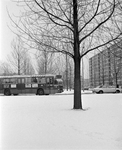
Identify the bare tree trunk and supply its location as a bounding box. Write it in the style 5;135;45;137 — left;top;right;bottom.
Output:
69;63;72;91
44;60;47;74
18;57;20;75
66;53;68;91
74;57;82;109
73;0;82;109
115;73;118;87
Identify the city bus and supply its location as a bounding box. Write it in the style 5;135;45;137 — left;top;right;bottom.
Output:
0;74;63;96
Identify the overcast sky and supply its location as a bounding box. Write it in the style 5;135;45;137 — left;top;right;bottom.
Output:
0;0;19;61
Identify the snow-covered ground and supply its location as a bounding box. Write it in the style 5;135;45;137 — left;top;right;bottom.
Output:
60;89;92;95
0;92;122;150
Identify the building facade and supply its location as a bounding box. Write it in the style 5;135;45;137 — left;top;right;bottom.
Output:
89;41;122;88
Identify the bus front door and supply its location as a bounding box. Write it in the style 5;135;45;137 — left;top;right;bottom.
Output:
46;77;56;94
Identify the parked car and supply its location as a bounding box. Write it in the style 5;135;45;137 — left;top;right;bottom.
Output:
92;85;122;94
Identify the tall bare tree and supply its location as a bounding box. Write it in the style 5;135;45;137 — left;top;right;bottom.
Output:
8;36;35;75
7;36;25;75
0;61;13;75
36;44;55;74
9;0;122;109
22;53;35;75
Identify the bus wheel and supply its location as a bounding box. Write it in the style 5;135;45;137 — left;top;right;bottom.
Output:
116;90;120;93
4;89;11;96
37;89;44;95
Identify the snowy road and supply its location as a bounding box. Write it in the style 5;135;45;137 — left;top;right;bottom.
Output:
0;93;122;150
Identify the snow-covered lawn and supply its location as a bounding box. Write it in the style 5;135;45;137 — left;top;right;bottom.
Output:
0;93;122;150
60;89;93;94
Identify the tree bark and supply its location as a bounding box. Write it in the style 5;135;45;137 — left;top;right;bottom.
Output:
73;0;82;109
115;73;118;88
18;57;20;75
73;57;82;109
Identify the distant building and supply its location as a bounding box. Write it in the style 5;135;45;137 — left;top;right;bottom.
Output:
89;41;122;88
81;77;89;90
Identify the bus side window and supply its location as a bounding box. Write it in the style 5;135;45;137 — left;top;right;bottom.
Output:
10;78;17;84
3;79;10;83
32;77;37;83
41;78;46;84
47;78;50;84
18;79;21;84
18;78;25;84
37;78;41;83
25;78;31;83
22;78;25;84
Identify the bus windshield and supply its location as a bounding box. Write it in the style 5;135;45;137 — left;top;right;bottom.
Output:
55;79;63;85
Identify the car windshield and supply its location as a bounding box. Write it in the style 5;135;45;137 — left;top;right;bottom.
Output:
96;85;102;88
